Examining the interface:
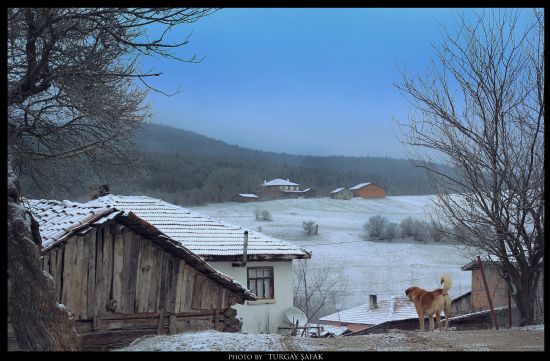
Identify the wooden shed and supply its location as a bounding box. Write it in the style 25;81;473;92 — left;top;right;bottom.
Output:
11;199;256;351
330;187;353;200
349;183;386;198
234;193;260;203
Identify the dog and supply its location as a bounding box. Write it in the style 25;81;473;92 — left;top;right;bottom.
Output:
405;275;452;332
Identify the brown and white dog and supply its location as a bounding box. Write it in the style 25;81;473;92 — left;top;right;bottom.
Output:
405;275;452;332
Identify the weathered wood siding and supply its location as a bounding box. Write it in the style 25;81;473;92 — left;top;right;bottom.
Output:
39;221;242;349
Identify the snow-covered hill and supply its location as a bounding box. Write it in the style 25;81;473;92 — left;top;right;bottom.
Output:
190;196;472;312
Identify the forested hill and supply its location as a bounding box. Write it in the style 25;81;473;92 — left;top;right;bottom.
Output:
124;123;435;205
21;123;437;205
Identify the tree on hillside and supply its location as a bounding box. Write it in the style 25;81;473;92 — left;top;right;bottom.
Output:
396;9;544;325
7;8;214;350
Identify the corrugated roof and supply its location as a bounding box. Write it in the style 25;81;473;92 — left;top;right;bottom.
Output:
349;182;372;191
262;178;300;186
86;195;311;258
320;296;418;326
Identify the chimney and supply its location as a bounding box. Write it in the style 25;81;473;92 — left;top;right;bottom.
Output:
242;231;249;264
264;180;267;184
369;295;378;309
287;178;289;182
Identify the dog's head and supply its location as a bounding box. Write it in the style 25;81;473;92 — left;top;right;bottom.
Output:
405;287;417;301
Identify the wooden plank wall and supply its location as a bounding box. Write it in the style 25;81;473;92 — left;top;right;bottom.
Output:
41;222;237;328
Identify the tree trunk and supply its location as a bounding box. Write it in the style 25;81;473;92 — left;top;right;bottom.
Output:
511;269;538;326
7;158;80;351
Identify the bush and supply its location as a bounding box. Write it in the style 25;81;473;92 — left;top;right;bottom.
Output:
255;209;272;221
363;215;389;240
303;221;319;236
382;222;400;241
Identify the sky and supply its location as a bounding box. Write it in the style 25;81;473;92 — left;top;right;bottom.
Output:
137;8;517;159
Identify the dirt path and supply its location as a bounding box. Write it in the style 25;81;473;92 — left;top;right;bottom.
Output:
282;329;544;351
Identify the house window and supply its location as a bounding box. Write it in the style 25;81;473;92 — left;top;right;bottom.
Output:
247;267;274;299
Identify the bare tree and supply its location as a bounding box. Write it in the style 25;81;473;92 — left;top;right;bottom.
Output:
7;8;215;350
293;260;346;324
396;9;544;325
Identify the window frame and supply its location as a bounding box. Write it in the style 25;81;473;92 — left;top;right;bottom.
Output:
247;266;275;300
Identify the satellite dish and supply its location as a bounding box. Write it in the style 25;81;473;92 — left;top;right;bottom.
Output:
284;307;308;327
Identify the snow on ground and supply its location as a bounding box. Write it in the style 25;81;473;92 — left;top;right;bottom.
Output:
117;330;288;351
117;327;545;351
190;196;473;309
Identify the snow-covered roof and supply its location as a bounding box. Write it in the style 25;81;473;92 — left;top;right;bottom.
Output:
25;198;257;300
25;198;118;248
262;178;300;186
238;194;259;198
330;188;345;194
86;195;311;259
349;182;372;191
319;296;417;326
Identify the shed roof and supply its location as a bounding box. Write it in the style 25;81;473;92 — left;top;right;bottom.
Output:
86;195;311;260
349;182;373;191
25;198;257;300
330;187;345;194
319;296;417;325
262;178;300;186
238;194;259;198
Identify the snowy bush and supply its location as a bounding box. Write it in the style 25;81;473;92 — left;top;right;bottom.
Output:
363;215;389;240
303;221;319;236
255;209;272;221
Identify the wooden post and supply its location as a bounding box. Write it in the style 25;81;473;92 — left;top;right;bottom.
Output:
476;256;499;330
214;309;219;330
508;287;512;328
157;307;165;335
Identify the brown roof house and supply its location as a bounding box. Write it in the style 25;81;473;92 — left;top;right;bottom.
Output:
9;198;256;351
259;178;315;199
349;183;386;198
85;194;312;334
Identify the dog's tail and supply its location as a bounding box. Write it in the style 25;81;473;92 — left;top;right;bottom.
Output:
440;274;452;295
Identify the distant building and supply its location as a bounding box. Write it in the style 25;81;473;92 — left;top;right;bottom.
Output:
319;295;417;333
234;193;259;203
349;183;386;198
260;178;315;199
330;187;353;200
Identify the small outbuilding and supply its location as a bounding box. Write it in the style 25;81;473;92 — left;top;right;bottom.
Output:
330;187;353;200
10;199;256;351
349;183;386;198
234;193;260;203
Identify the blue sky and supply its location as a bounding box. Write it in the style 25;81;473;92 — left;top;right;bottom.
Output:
138;8;509;158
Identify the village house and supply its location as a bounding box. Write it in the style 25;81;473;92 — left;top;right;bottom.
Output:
233;193;260;203
319;295;417;332
9;199;256;351
330;187;353;200
86;194;312;334
259;178;315;199
349;182;386;198
460;259;544;323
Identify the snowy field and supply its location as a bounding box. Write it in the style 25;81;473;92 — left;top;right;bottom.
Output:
190;196;473;311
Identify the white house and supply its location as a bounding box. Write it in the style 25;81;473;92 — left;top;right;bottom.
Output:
86;194;312;334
